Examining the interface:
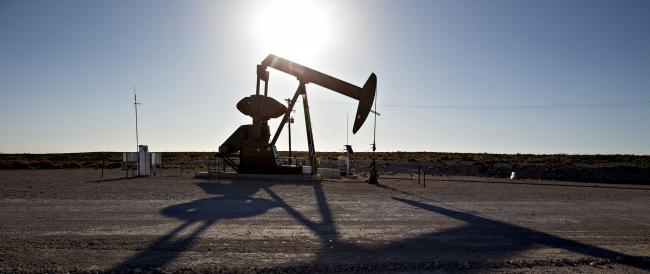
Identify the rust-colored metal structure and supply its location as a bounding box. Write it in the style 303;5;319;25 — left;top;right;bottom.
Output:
218;54;377;175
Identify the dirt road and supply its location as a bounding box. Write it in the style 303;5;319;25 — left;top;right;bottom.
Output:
1;169;649;273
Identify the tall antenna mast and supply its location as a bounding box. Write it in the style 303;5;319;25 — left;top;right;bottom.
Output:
369;88;378;184
346;113;349;146
346;113;350;158
372;91;377;151
133;86;141;152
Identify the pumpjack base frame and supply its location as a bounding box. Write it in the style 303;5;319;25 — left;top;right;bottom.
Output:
216;152;304;175
195;171;321;182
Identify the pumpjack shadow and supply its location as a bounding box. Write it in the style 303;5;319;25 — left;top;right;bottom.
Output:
111;179;649;272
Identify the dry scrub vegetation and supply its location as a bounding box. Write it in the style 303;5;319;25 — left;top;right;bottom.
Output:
1;152;649;184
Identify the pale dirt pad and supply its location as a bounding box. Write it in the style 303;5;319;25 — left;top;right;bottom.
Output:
1;169;649;273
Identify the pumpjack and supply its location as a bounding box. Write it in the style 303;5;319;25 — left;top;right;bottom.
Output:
218;54;377;175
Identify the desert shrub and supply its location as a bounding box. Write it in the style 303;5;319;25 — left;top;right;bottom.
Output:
2;161;30;169
61;162;82;169
29;161;56;169
105;162;122;169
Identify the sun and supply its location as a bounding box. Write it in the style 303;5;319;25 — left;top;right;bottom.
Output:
252;0;331;61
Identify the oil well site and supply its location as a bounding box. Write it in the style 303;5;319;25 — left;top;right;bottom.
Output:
2;1;650;273
2;54;650;274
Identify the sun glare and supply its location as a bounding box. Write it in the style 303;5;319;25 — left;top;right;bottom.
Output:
252;0;331;61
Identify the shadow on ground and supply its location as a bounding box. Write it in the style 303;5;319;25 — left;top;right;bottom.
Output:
383;176;650;191
89;176;142;183
110;179;649;272
431;178;650;191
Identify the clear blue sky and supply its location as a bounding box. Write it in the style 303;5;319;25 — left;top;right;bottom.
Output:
1;0;648;154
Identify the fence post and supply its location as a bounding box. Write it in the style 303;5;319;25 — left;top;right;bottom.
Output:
423;170;426;188
417;165;421;185
181;162;184;176
101;159;105;178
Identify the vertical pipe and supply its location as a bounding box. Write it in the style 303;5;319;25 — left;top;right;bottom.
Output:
284;98;293;165
288;112;292;164
136;150;140;177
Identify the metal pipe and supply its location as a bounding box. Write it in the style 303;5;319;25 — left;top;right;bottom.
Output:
285;98;293;165
423;170;426;188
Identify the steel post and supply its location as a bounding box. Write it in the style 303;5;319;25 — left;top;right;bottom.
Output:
301;86;317;174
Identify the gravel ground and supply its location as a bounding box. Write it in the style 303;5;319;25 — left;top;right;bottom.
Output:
1;169;649;273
